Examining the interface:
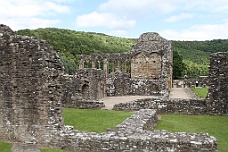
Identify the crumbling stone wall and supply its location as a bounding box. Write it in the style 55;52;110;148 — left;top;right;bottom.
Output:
113;98;208;114
60;68;106;109
79;32;173;97
207;52;228;115
76;68;106;100
52;109;217;152
0;24;63;144
131;32;173;93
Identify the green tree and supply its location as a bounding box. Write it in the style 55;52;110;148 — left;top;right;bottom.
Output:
173;50;186;79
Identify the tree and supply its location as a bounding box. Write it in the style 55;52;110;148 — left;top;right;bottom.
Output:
173;50;186;79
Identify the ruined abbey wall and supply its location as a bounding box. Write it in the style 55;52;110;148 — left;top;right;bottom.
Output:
0;24;64;144
78;32;173;97
60;69;105;109
207;52;228;114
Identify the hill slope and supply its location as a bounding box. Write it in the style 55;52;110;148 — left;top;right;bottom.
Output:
17;28;228;77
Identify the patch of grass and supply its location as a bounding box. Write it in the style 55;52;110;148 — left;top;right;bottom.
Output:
0;141;12;152
156;114;228;152
63;108;132;133
191;87;209;98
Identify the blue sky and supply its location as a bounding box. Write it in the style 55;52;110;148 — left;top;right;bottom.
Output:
1;0;228;40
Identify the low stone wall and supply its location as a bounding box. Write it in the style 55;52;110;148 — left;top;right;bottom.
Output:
64;100;105;109
113;98;208;115
47;109;217;152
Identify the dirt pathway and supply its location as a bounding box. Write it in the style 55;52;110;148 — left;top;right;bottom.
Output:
101;87;194;109
101;96;156;110
169;87;193;99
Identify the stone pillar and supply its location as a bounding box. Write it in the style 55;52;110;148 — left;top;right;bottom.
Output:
92;60;96;68
79;59;84;69
98;61;101;69
117;60;121;71
103;59;108;77
112;61;115;78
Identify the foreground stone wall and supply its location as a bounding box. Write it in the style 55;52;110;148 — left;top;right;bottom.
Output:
207;52;228;115
50;109;217;152
0;24;64;143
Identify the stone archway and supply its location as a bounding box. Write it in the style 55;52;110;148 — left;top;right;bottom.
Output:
82;84;90;100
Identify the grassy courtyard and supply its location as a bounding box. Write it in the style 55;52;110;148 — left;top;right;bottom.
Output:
156;114;228;152
62;108;132;133
191;86;209;98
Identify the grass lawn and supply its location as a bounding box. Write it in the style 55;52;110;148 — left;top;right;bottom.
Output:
62;108;132;133
191;87;209;98
156;114;228;152
0;141;12;152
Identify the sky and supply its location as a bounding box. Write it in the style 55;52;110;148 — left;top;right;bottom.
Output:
1;0;228;40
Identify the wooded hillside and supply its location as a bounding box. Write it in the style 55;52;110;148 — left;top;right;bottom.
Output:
17;28;228;78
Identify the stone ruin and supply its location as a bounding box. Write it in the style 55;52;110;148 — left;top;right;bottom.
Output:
113;52;228;115
0;24;64;144
71;32;172;104
61;32;172;108
0;24;224;151
207;52;228;114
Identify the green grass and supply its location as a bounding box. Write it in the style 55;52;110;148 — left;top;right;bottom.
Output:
0;141;12;152
156;114;228;152
62;108;132;133
191;87;209;98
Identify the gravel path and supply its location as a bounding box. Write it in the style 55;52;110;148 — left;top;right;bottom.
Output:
169;87;193;99
101;87;195;110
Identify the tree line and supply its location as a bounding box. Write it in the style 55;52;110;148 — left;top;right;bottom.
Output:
17;28;228;78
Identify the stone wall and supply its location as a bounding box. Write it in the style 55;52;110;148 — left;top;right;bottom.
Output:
60;71;105;109
50;109;217;152
0;24;64;144
131;32;173;92
113;98;209;114
76;68;106;100
107;70;167;96
207;52;228;115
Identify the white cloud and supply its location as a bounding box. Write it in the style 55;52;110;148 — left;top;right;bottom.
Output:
0;0;70;30
161;22;228;40
99;0;177;17
165;13;195;22
2;17;60;31
76;12;136;33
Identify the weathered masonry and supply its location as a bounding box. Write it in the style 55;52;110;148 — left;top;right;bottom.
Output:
77;32;172;99
0;24;64;144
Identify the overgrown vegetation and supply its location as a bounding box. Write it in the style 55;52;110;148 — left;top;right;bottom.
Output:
17;28;228;78
62;108;132;133
191;87;209;98
156;114;228;152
